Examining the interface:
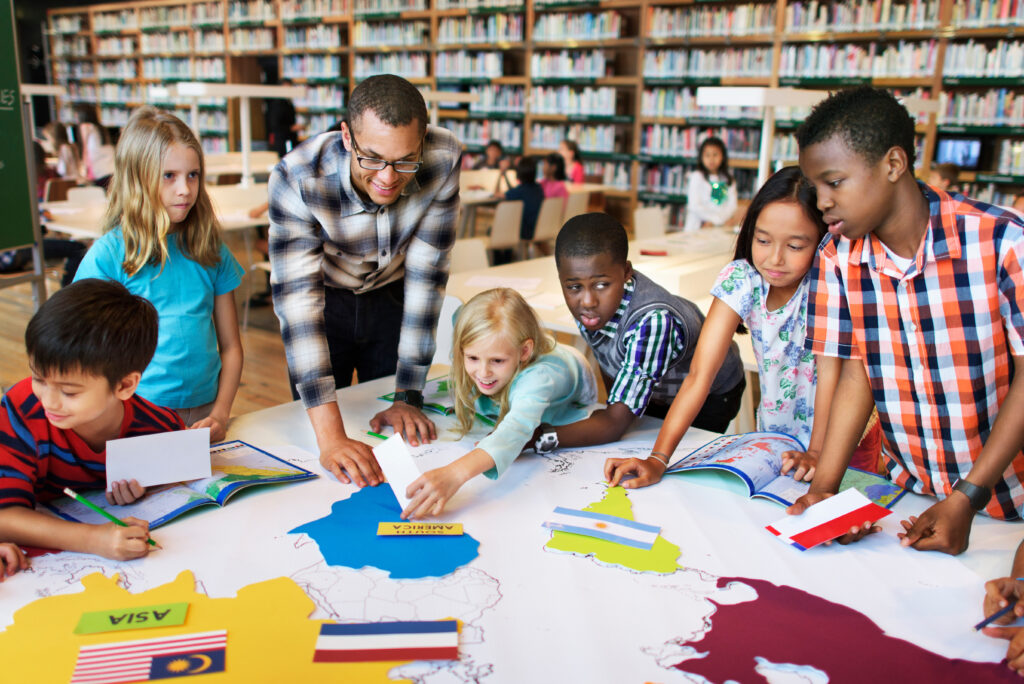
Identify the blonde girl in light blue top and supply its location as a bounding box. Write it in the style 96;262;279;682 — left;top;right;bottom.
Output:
402;288;596;519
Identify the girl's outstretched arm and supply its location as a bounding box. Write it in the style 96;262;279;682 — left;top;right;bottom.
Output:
191;292;243;442
605;298;741;488
781;354;839;481
402;448;495;519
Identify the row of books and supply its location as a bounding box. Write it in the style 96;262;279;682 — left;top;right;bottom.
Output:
644;48;773;79
282;54;341;79
302;112;342;135
295;85;346;110
227;0;277;22
945;40;1024;77
354;53;429;79
285;25;343;49
440;119;522;148
52;36;89;58
639;163;697;196
353;20;428;47
436;51;504;78
143;58;192;79
97;60;138;79
530;122;617;153
641;125;761;159
533;11;623;42
437;14;524;44
531;50;607;78
950;0;1024;26
997;139;1024;175
201;137;229;155
196;31;227;52
647;4;776;39
960;183;1023;206
940;88;1024;126
778;40;938;78
94;10;136;32
641;87;763;120
353;0;426;14
784;0;939;32
280;0;349;20
468;84;525;113
437;0;521;9
100;106;132;127
530;86;617;116
228;28;275;50
96;37;135;56
141;32;193;55
584;160;631;190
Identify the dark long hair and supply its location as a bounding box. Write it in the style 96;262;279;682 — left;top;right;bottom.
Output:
698;136;733;185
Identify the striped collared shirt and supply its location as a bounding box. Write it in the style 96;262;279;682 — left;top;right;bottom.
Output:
805;184;1024;519
268;126;461;409
578;279;686;415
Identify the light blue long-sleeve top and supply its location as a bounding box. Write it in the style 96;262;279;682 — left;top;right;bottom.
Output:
476;344;595;479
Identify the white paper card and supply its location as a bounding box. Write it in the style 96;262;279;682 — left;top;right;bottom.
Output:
105;428;212;490
373;433;422;510
766;488;872;543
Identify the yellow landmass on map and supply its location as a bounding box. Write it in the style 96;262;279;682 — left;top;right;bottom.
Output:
0;571;412;683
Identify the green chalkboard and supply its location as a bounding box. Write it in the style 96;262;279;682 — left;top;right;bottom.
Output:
0;0;35;251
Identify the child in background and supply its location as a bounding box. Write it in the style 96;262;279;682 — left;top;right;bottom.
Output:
541;153;569;202
539;213;746;452
76;106;116;190
560;139;585;184
497;156;545;262
928;162;960;194
605;167;880;488
40;121;81;182
75;106;243;443
0;279;185;560
792;86;1024;555
402;289;596;518
684;137;738;232
473;140;505;170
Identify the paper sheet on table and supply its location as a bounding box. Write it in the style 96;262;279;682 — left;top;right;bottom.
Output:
464;275;542;293
526;291;567;310
105;428;211;490
765;488;890;551
372;434;422;511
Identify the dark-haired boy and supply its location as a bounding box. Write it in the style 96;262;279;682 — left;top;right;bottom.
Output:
0;279;185;560
791;86;1024;555
537;212;746;451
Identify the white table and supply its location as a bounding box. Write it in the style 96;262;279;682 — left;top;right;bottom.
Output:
0;375;1014;682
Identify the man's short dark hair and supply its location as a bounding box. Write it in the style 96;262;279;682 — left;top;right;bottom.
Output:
347;74;428;137
555;212;628;267
796;86;917;168
26;279;159;387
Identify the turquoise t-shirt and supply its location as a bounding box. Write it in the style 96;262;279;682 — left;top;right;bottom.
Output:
74;228;243;409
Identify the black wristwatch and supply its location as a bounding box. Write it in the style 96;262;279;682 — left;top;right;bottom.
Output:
392;390;424;410
953;478;992;511
534;423;559;454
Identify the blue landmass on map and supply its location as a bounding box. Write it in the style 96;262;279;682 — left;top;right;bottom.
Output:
288;486;480;579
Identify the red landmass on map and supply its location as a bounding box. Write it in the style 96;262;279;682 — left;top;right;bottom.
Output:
673;576;1017;683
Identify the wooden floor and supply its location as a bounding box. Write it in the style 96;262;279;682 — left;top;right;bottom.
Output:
0;279;293;417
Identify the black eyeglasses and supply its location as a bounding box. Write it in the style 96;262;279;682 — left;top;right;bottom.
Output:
348;128;422;174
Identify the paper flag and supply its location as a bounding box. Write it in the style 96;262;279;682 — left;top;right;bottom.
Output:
74;602;189;635
766;489;891;551
70;629;226;683
543;506;661;550
313;620;459;662
105;428;211;490
372;434;422;510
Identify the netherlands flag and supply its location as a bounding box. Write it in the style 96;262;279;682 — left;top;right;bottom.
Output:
543;506;661;550
766;489;891;551
313;620;459;663
70;630;226;683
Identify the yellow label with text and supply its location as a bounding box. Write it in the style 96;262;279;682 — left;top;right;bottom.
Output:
376;522;464;536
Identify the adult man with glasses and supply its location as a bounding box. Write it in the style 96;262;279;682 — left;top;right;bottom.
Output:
268;74;461;488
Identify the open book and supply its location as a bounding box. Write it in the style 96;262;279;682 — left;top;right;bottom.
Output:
380;377;496;426
44;441;316;529
665;432;905;509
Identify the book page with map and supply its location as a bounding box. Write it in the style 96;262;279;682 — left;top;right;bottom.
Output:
665;432;905;508
43;441;316;529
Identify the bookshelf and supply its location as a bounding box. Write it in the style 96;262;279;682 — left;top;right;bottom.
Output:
45;0;1024;225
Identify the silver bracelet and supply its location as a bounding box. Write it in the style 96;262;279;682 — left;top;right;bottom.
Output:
649;451;670;465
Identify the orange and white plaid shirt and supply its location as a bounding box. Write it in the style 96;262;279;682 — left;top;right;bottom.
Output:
806;184;1024;519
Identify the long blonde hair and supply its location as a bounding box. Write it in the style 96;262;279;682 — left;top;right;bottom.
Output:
104;106;221;276
450;288;556;436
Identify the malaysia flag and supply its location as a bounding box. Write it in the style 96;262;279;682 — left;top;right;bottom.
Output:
70;630;227;683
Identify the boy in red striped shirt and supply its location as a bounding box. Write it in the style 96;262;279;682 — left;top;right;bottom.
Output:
0;279;185;560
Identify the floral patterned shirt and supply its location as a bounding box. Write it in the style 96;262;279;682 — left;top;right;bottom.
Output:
712;259;816;446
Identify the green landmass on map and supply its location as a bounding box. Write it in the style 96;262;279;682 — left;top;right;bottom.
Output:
544;486;682;574
838;470;903;508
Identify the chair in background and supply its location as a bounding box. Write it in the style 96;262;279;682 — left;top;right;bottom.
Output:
65;186;106;205
562;191;589;224
633;206;668;241
529;196;564;257
450;238;490;272
486;200;523;262
431;293;463;368
43;178;78;202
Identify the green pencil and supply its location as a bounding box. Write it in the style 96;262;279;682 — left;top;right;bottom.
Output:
366;431;389;440
62;487;158;547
